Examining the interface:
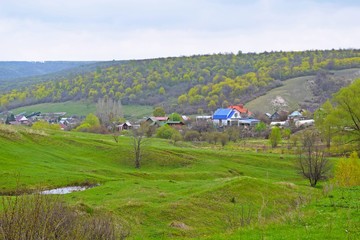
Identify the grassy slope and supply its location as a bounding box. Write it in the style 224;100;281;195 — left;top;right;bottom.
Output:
11;101;153;119
246;68;360;113
0;125;358;239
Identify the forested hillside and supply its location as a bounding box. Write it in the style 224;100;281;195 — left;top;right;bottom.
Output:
1;49;360;114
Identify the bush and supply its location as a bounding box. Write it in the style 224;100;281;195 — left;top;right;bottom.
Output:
219;132;229;147
0;194;125;240
171;131;183;144
184;130;200;142
156;125;178;139
334;151;360;187
32;121;61;131
75;123;92;132
75;113;101;132
269;127;281;148
282;128;291;139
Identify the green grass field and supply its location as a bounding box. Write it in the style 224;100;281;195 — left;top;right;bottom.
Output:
0;125;359;239
11;101;154;120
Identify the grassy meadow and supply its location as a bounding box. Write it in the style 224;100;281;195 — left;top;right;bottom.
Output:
11;101;154;120
0;125;359;239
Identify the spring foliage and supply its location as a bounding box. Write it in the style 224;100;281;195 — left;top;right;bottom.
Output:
269;127;281;148
334;152;360;187
2;49;360;113
317;79;360;145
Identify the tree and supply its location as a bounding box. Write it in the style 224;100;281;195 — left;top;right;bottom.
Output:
132;125;148;169
314;100;334;148
177;94;187;105
156;125;177;139
297;130;331;187
322;79;360;144
282;128;291;140
171;131;183;144
334;151;360;187
158;87;165;95
255;122;267;132
153;107;165;117
168;112;181;121
75;113;100;132
5;114;15;124
269;127;281;148
96;98;123;127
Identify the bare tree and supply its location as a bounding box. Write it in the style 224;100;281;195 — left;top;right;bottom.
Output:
96;97;123;127
297;130;331;187
132;124;148;169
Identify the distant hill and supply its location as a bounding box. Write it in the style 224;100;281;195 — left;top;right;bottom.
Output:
1;49;360;114
0;61;128;92
0;61;96;80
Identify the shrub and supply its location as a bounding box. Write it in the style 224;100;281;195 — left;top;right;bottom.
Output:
171;131;183;144
168;112;182;121
219;132;229;147
0;194;124;240
282;128;291;140
184;130;200;142
269;127;281;148
32;121;61;131
334;151;360;187
255;122;267;132
225;127;239;142
156;125;177;139
75;123;92;132
74;114;109;133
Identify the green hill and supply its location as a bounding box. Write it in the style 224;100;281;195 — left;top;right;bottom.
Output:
2;49;360;114
246;68;360;113
0;125;359;239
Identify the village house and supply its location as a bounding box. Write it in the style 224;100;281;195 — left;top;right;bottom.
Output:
211;103;261;127
228;104;252;118
196;115;212;122
212;108;241;127
287;111;304;122
144;116;186;129
145;116;169;127
117;121;132;131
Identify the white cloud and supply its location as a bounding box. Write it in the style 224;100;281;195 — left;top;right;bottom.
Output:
0;0;359;60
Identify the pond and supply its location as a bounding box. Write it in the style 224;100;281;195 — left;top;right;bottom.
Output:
41;186;93;195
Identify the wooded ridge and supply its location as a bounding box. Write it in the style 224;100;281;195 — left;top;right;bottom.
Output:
1;49;360;114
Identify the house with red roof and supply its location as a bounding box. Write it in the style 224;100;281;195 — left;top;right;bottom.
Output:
228;104;252;118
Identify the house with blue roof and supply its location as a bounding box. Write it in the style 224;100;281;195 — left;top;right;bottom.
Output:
212;108;261;127
287;111;303;121
212;108;242;126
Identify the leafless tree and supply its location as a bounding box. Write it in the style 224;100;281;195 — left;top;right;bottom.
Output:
96;97;123;127
132;124;148;169
297;130;331;187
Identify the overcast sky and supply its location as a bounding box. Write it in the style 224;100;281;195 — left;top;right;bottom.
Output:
0;0;359;61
